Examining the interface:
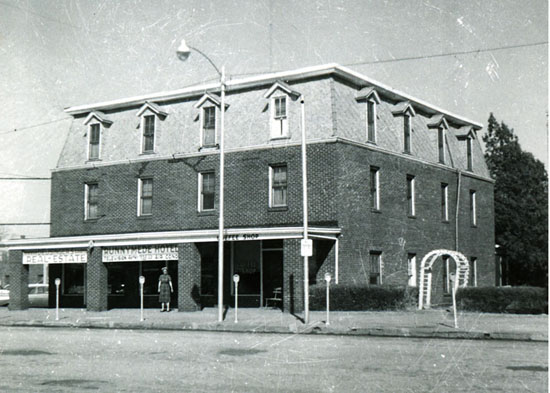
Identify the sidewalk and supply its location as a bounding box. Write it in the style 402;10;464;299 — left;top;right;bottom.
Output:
0;307;546;342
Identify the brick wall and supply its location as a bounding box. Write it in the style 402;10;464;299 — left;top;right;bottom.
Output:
86;247;108;311
8;251;28;310
178;243;201;311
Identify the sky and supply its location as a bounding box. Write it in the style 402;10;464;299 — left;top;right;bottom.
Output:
0;0;547;239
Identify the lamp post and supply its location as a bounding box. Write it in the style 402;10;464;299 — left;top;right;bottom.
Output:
177;40;226;322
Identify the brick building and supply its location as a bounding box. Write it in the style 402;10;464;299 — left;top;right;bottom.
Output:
5;64;495;311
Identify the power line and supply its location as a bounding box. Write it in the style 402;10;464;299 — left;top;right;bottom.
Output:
0;178;50;180
0;117;72;136
0;223;51;226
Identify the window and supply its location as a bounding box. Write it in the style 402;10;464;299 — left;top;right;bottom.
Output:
88;123;101;160
407;253;417;287
403;114;411;153
271;96;288;138
62;264;85;295
441;183;448;221
85;183;99;220
138;178;153;216
470;190;477;226
438;127;446;164
142;115;155;153
367;100;376;143
269;164;288;207
467;137;473;171
406;175;415;216
370;166;380;210
199;172;215;211
202;106;216;147
470;257;477;287
443;256;451;293
369;251;382;285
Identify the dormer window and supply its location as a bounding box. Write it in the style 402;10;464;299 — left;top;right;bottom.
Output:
428;114;449;165
456;126;477;172
142;115;155;153
272;96;288;138
467;137;473;171
195;93;228;149
136;102;167;154
356;87;380;143
264;80;300;140
83;111;112;161
392;102;416;155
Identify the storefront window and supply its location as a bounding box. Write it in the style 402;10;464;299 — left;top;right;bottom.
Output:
141;261;166;295
63;264;85;295
233;242;261;295
108;264;126;295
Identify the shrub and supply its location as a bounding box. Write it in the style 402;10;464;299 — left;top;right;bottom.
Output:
456;286;548;314
309;284;417;311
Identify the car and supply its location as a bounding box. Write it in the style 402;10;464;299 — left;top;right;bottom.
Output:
0;284;49;307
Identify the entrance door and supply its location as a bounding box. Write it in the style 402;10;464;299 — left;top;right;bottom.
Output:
262;240;283;308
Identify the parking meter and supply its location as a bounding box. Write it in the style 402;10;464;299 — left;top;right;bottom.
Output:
324;273;331;325
54;278;61;321
233;274;240;323
139;276;145;321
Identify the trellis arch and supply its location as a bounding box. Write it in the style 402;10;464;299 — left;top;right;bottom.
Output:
418;249;469;310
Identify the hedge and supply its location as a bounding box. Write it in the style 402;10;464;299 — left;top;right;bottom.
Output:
309;284;418;311
456;286;548;314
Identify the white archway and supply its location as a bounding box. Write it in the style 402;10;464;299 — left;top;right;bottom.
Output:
418;249;469;310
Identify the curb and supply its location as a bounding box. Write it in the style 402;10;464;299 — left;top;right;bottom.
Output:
0;320;545;342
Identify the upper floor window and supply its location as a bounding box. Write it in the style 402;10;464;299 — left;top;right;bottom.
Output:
406;174;416;217
370;166;380;210
269;164;288;207
441;183;449;221
369;251;382;285
142;115;155;153
469;257;477;287
202;106;216;147
138;178;153;216
84;183;99;220
469;190;477;226
467;137;473;171
443;255;451;293
88;123;101;160
271;96;288;138
199;172;215;211
404;114;412;154
367;100;377;143
438;127;446;164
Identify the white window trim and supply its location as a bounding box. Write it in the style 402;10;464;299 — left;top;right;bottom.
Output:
270;95;289;139
407;254;417;287
84;183;97;220
137;178;153;217
442;183;449;221
198;172;215;212
200;106;218;148
140;113;157;154
87;123;101;161
471;190;477;226
407;175;416;216
366;99;377;143
269;164;287;207
370;167;380;210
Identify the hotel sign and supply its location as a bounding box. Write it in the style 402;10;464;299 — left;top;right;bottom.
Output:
103;245;178;262
23;251;87;264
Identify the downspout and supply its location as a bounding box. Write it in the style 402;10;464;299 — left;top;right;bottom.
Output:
455;170;461;251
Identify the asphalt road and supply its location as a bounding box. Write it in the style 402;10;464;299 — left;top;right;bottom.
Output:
0;327;546;392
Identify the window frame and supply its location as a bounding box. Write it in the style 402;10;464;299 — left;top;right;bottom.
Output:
88;123;101;160
438;126;446;164
269;164;288;208
403;114;412;154
370;166;380;210
84;183;99;220
141;114;156;153
441;183;449;222
470;189;477;227
470;257;477;287
201;106;217;148
366;99;377;143
443;256;451;293
466;137;473;171
198;171;216;212
270;95;289;139
137;178;153;216
369;251;382;285
406;174;416;217
407;253;417;287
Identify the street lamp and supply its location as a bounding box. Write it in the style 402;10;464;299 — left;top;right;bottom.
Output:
177;39;226;323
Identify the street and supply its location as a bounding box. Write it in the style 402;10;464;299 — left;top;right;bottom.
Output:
0;327;546;392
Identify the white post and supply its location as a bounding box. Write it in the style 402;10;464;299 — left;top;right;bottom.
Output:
54;278;60;321
139;276;145;322
324;273;331;326
218;66;226;323
301;97;309;324
233;274;239;323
